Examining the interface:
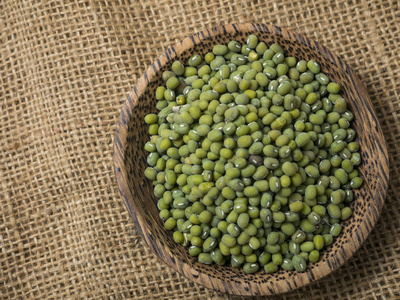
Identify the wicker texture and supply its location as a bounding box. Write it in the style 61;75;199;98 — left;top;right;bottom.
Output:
0;0;399;299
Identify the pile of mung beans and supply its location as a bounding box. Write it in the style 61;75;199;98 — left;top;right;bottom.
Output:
144;35;362;274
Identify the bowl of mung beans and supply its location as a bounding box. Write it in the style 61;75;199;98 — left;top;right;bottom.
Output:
114;23;389;296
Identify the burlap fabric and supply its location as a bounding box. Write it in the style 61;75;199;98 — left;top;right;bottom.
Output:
1;0;399;299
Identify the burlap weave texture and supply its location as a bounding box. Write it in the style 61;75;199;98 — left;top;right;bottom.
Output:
1;0;399;299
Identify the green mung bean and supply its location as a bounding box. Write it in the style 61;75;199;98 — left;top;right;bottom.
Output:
145;35;363;275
